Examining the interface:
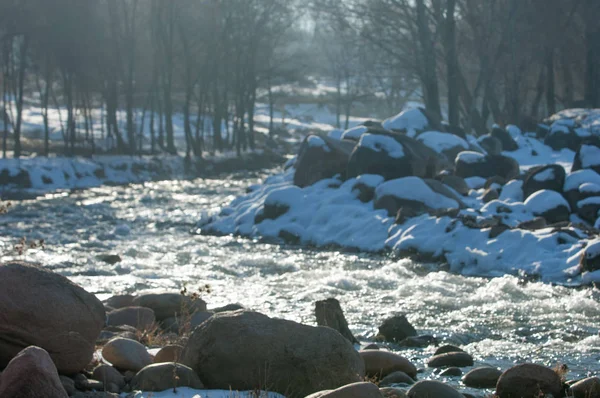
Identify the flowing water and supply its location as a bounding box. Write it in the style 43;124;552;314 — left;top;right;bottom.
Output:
1;169;600;392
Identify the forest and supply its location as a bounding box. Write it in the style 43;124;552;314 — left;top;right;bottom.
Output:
0;0;598;158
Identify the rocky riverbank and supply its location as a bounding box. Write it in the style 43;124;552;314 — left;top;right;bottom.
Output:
0;149;285;199
1;261;598;398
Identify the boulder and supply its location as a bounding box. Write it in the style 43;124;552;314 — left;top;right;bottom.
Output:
256;186;303;224
439;367;462;377
496;363;562;398
0;262;106;374
102;338;153;372
0;346;68;398
341;125;369;141
434;345;463;356
382;108;440;135
210;303;245;313
380;387;409;398
104;295;135;309
106;307;155;331
154;344;184;363
564;170;600;210
180;310;364;398
315;298;357;344
377;315;417;342
477;135;502;155
491;125;519;151
91;364;126;390
379;371;415;386
577;196;600;224
407;380;463;398
352;174;385;203
580;239;600;272
427;351;474;368
132;293;206;322
59;375;75;395
544;121;582;151
306;382;383;398
360;350;417;379
294;135;354;187
462;367;502;388
455;152;520;181
416;131;469;162
131;362;204;392
573;142;600;174
524;190;571;224
347;132;447;182
523;164;566;200
570;376;600;398
482;188;499;203
440;175;469;196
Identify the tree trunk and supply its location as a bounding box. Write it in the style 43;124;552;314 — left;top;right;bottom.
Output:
545;47;556;116
445;0;459;127
268;75;274;137
14;36;29;159
584;26;600;107
416;0;442;118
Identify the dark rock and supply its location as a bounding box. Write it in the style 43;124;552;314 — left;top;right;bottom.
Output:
517;217;547;230
91;365;126;390
210;303;245;313
580;241;600;272
107;307;155;331
0;262;105;374
397;335;437;348
439;367;462;377
378;315;417;343
570;376;600;398
379;387;409;398
132;293;207;322
407;380;463;398
573;141;600;174
180;310;364;398
104;295;135;309
491;125;519;151
434;345;464;356
462;367;503;389
477;135;502;155
59;375;76;396
440;175;469;196
96;254;122;265
315;298;357;344
496;363;562;398
380;371;415;386
482;188;499;203
294;135;354;188
131;362;204;392
360;350;417;379
0;168;32;188
544;122;582;151
455;153;519;181
523;164;566;200
489;224;511;239
363;344;380;350
427;351;474;368
577;196;600;224
484;176;506;190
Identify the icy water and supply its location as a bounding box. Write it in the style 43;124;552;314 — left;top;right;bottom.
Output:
1;169;600;391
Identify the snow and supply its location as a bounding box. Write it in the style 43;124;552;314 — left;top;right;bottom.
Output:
354;174;384;188
416;131;468;154
579;183;600;194
307;135;331;152
498;180;524;203
382;108;429;135
358;134;405;159
375;177;459;210
564;170;600;192
465;177;487;189
327;129;344;140
578;144;600;168
533;168;555;182
341;125;368;141
584;239;600;260
506;125;522;138
524;190;570;214
456;151;485;164
125;388;285;398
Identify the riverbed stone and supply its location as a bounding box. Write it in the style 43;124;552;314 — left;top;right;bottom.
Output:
181;310;364;398
570;376;600;398
0;346;68;398
439;367;462;377
107;306;156;331
378;315;417;342
462;366;502;388
360;350;417;379
131;362;204;392
0;262;106;374
380;387;409;398
407;380;463;398
91;365;125;390
427;351;474;368
496;363;562;398
154;344;184;363
379;371;415;386
434;345;464;355
102;338;153;372
132;293;207;321
59;375;76;396
104;295;135;309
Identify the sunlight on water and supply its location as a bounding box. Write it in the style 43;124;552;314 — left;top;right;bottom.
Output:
1;170;600;386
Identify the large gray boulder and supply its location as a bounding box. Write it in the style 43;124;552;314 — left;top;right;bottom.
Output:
180;310;365;398
294;135;355;188
496;363;562;398
454;152;520;180
0;262;106;374
132;293;206;322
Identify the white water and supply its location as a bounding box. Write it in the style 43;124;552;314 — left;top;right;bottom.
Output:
1;170;600;391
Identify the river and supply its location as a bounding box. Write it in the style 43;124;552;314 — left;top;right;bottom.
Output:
1;169;599;391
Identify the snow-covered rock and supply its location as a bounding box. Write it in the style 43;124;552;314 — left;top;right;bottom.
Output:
491;125;518;151
382;108;433;136
524;190;571;224
417;131;469;161
522;164;566;200
573;142;600;173
455;152;520;181
341;125;368;141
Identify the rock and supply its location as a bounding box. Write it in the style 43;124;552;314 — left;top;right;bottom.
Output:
306;382;383;398
462;367;502;388
574;142;600;174
570;376;600;398
294;135;354;188
439;367;462;377
0;346;68;398
59;375;76;396
360;350;417;379
434;345;463;355
378;315;417;343
440;175;469;196
91;365;126;390
580;240;600;272
72;392;119;398
524;190;571;224
491;125;519;151
397;335;437;348
407;380;464;398
180;310;364;398
0;262;106;374
380;387;409;398
517;217;548;230
577;196;600;224
315;298;357;344
210;303;245;313
154;345;183;363
102;338;153;372
347;132;447;181
107;307;156;331
161;310;214;334
73;373;89;390
383;108;441;134
489;223;511;239
482;188;499;203
477;135;502;155
104;295;135;309
544;121;582;151
496;363;562;398
131;362;204;392
363;343;380;350
523;164;566;200
132;293;206;322
416;131;469;162
427;351;474;368
96;254;122;265
455;152;519;180
380;371;415;386
82;380;104;391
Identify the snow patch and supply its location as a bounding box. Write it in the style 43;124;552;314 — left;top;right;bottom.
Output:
358;134;405;159
375;177;459;209
525;190;570;214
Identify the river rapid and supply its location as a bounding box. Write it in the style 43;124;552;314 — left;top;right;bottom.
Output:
1;169;600;391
